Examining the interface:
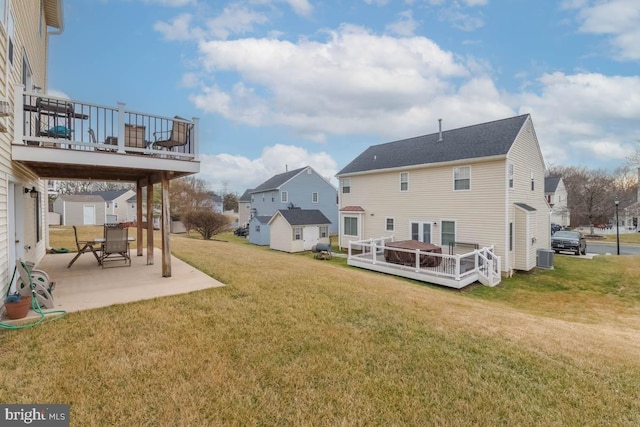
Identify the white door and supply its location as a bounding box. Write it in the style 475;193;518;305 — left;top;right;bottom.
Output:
410;222;432;243
83;205;96;225
303;226;320;250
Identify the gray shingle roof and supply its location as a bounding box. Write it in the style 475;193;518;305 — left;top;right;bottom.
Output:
60;194;105;203
515;202;536;212
274;209;331;226
82;190;132;201
337;115;530;175
254;216;272;224
239;189;254;202
544;176;561;193
251;167;307;193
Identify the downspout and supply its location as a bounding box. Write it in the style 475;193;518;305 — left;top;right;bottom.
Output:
504;163;510;276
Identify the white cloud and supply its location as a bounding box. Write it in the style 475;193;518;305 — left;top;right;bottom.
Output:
197;144;338;193
386;10;419;36
517;72;640;167
284;0;313;16
154;13;199;41
143;0;195;6
568;0;640;60
205;4;269;39
191;24;474;139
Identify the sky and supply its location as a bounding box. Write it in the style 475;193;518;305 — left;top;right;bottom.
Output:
49;0;640;194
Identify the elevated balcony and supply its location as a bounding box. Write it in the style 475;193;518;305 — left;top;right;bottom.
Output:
11;86;200;184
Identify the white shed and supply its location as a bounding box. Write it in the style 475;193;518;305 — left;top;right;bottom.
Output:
268;209;331;253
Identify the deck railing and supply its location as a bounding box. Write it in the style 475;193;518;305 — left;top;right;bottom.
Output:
14;86;198;160
347;237;501;287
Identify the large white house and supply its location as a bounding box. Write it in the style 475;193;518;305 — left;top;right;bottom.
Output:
336;114;550;279
544;176;570;228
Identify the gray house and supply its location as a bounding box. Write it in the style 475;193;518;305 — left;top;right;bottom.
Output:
53;189;136;226
249;216;272;246
248;166;338;245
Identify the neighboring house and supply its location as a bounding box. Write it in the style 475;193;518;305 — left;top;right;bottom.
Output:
84;190;136;223
269;209;331;253
53;190;135;225
248;166;338;246
238;189;253;227
544;176;570;227
211;194;223;214
336;114;550;276
1;0;200;301
52;195;106;226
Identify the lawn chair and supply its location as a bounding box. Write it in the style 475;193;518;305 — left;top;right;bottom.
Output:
100;223;131;268
68;225;101;268
16;259;55;309
152;116;192;151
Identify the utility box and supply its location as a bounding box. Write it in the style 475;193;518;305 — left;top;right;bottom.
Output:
537;249;554;269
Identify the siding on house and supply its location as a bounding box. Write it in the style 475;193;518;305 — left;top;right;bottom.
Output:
248;215;271;246
268;209;331;253
0;1;60;299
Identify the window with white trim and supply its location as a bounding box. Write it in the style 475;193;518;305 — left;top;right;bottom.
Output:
441;220;456;247
281;191;288;203
341;178;351;194
386;217;394;231
400;172;409;192
531;172;535;191
312;192;319;203
508;163;514;189
320;226;328;238
344;217;358;236
454;166;470;191
293;227;302;240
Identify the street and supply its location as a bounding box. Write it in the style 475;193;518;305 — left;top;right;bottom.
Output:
586;242;640;255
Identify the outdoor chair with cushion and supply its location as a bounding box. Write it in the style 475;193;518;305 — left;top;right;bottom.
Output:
67;225;101;268
152;116;192;151
100;223;131;268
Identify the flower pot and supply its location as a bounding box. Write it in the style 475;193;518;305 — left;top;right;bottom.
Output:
5;296;32;320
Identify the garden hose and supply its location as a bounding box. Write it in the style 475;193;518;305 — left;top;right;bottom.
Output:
0;265;66;330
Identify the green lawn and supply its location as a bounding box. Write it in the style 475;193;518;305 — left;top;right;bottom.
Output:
2;228;639;426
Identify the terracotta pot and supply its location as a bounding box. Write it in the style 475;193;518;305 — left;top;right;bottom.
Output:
5;296;32;320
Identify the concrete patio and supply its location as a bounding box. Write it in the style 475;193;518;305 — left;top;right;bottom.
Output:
3;248;224;323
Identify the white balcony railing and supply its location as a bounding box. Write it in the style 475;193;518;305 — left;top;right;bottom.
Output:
14;85;199;160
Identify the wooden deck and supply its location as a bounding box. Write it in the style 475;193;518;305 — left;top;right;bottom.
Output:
347;237;501;289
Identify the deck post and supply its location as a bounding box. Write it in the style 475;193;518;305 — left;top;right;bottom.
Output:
455;254;461;280
136;181;143;256
116;102;126;154
161;173;172;277
146;181;154;265
372;241;376;264
192;116;200;161
415;249;420;272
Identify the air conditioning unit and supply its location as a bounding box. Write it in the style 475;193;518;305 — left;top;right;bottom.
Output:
536;249;554;269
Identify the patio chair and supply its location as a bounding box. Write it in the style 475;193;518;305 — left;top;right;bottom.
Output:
68;225;101;268
100;223;131;268
16;259;55;309
152;116;192;151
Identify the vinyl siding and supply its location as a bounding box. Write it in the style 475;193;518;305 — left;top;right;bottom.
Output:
340;158;508;259
269;214;294;252
0;2;51;297
506;116;550;271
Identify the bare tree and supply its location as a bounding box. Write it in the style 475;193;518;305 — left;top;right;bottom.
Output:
182;210;230;240
547;166;617;232
169;176;214;220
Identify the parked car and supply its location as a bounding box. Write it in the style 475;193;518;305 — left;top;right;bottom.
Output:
234;226;249;237
551;230;587;255
551;223;562;234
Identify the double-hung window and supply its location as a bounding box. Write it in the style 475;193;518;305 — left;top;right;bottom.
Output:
454;166;471;191
344;217;358;236
312;192;319;203
400;172;409;192
341;178;351;194
386;217;394;231
441;221;456;247
508;163;514;189
293;227;302;240
281;191;288;203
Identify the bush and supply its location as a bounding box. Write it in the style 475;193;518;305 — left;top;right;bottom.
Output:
182;210;230;240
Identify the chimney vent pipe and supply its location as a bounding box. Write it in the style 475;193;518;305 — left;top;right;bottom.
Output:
438;119;443;142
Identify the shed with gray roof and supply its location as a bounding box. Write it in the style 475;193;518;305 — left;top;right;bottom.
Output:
268;209;331;253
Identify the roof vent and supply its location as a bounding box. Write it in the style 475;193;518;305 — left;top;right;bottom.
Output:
438;118;443;142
